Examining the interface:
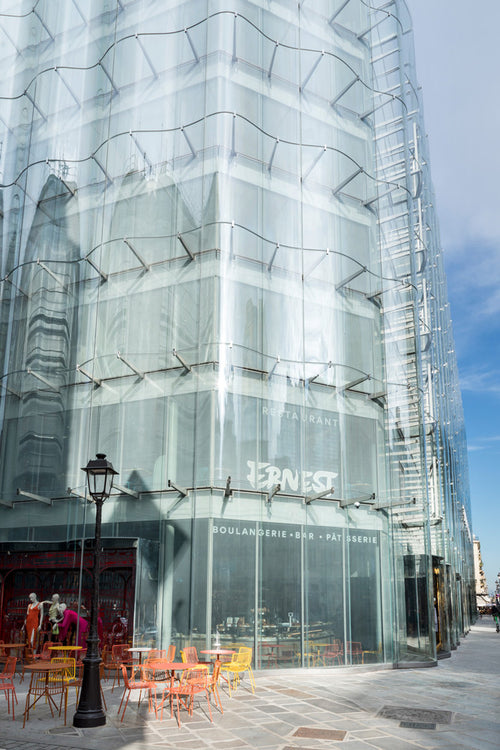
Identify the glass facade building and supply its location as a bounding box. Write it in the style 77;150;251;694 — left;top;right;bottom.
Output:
0;0;474;668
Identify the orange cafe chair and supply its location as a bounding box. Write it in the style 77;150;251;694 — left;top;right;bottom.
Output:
207;660;223;713
118;664;152;722
168;668;212;727
101;645;122;691
181;646;210;669
323;640;344;665
0;657;18;720
347;641;362;664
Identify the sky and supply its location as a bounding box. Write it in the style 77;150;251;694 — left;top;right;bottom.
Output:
407;0;500;593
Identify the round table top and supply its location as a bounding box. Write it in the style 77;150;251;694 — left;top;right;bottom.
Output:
200;648;235;656
24;660;73;672
147;660;194;670
127;647;152;653
48;645;82;650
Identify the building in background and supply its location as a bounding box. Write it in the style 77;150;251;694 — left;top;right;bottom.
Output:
0;0;474;667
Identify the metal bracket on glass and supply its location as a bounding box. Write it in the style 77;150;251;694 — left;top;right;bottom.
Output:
338;492;375;508
338;374;370;392
0;381;22;399
332;167;363;197
117;351;145;379
302;146;326;182
374;497;416;511
402;517;442;529
177;233;195;261
36;259;67;289
329;0;352;25
77;365;102;388
335;264;367;291
304;486;335;505
267;137;279;170
301;51;324;92
330;75;359;107
266;356;280;380
2;274;29;298
266;484;280;504
123;238;150;270
184;28;200;64
308;361;333;384
267;243;280;272
369;391;386;407
67;486;90;502
224;476;233;499
114;483;140;499
17;489;52;506
84;256;108;281
172;348;192;373
168;480;188;498
27;368;60;392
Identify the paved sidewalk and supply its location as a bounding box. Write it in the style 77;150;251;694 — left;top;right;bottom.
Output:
1;617;499;750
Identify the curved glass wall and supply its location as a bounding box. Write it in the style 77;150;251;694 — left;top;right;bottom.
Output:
0;0;473;668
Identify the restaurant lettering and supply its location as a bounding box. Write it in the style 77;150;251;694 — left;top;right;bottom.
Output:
262;406;338;428
246;460;337;492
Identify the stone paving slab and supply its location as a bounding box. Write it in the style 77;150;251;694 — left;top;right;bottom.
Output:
1;618;499;750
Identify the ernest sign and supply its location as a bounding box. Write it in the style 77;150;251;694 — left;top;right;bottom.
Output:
246;460;338;493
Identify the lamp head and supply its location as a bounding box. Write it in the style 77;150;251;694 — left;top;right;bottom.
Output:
82;453;118;502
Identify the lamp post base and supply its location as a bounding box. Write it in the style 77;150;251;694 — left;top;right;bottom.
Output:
73;650;106;728
73;709;106;728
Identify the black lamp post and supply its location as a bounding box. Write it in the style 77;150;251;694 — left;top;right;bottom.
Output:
73;453;118;728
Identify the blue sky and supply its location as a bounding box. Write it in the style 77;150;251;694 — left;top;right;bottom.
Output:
408;0;500;593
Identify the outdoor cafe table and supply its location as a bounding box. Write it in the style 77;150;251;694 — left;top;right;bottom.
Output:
127;646;152;664
23;660;72;724
0;642;25;657
199;648;235;667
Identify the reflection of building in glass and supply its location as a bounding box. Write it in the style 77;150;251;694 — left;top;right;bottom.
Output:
473;537;490;609
0;1;474;667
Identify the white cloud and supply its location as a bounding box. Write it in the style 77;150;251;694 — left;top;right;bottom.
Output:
458;369;500;394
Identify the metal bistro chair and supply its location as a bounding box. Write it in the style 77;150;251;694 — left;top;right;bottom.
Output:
221;646;255;696
118;664;153;722
112;643;133;665
181;645;211;669
323;639;344;665
49;657;76;684
207;659;223;714
168;667;212;727
101;645;122;691
0;657;18;720
347;641;362;664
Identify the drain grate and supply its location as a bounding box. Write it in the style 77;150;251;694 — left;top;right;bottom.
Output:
293;727;347;741
378;706;452;724
400;720;437;730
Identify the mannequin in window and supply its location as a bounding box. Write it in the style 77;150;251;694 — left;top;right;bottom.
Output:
42;593;64;636
22;593;44;650
57;603;89;647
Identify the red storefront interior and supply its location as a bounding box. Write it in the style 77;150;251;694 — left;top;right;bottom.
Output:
0;541;136;651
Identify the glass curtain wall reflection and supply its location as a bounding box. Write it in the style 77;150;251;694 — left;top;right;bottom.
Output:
0;0;473;669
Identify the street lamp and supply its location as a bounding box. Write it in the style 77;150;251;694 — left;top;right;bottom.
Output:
73;453;118;728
